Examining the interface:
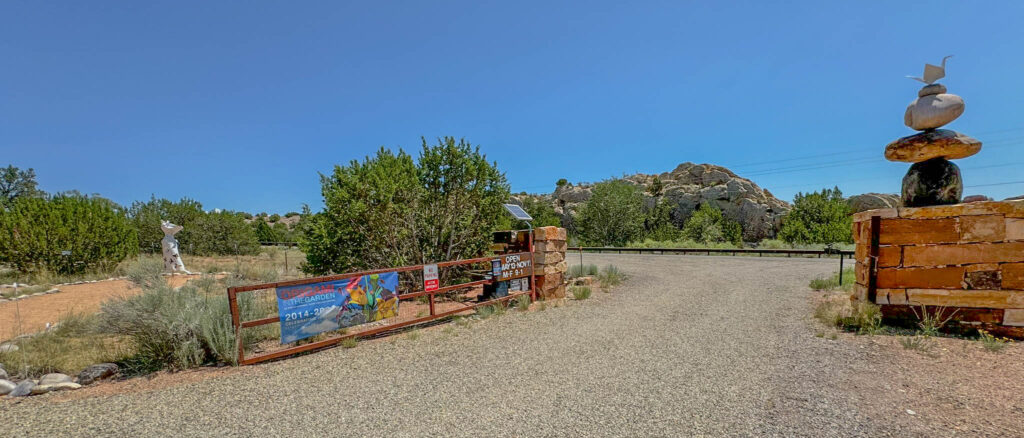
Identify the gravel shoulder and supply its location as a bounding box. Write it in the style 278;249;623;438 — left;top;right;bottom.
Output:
2;254;1021;437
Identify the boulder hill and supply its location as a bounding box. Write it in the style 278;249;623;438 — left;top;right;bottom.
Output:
534;162;791;241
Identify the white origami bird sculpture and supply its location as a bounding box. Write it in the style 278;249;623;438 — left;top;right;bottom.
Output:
907;55;953;84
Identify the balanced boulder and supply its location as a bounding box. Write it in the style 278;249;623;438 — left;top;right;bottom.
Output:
902;158;963;207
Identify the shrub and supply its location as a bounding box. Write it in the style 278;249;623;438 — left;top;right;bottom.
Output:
191;210;261;256
910;305;958;337
301;137;510;276
252;219;278;243
0;312;120;378
514;294;531;311
127;197;205;253
808;268;854;292
978;330;1010;353
98;279;271;369
576;179;644;246
682;203;741;246
269;213;281;222
0;195;138;274
124;256;165;290
127;197;259;256
779;187;853;245
284;212;300;218
814;298;882;335
846;301;883;334
571;286;592;300
516;197;562;228
568;263;599;278
643;198;681;242
899;335;936;354
597;265;625;287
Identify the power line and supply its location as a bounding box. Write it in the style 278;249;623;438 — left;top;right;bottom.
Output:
965;181;1024;189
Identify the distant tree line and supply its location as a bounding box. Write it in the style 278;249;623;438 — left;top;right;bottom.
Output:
519;176;852;248
0;165;302;275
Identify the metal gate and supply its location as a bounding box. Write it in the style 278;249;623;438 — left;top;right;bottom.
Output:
227;251;535;365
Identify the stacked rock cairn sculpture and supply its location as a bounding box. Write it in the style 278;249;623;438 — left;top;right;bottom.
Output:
885;56;981;207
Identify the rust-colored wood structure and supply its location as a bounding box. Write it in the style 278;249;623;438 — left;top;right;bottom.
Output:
228;245;535;365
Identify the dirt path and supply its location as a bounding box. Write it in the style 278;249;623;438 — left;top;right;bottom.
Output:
3;254;1021;436
0;276;195;340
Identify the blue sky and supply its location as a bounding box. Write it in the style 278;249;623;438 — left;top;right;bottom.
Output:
3;1;1023;213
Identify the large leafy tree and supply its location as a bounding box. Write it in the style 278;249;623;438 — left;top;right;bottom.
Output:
1;165;45;209
576;179;645;246
682;203;742;246
301;137;510;277
779;187;853;244
517;197;562;228
0;195;138;274
643;198;682;242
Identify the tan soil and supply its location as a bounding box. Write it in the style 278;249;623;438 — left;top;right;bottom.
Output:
0;276;197;341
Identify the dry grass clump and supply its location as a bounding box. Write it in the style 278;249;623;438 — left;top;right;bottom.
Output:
571;286;592;300
568;263;598;279
808;268;855;292
0;312;124;378
813;297;882;335
978;330;1011;353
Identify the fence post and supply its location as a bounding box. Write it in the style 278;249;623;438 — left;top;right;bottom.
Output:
838;253;844;285
867;216;881;304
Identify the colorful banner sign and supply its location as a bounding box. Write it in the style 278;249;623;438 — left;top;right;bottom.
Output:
276;271;400;344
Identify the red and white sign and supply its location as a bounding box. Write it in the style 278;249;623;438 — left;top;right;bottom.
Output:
423;263;439;292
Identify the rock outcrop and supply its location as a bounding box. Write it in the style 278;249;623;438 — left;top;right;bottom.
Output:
846;193;901;213
549;162;790;241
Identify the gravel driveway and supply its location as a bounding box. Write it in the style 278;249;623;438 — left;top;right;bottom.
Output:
1;254;999;436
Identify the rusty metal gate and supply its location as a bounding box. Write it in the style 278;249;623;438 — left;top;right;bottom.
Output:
227;249;535;365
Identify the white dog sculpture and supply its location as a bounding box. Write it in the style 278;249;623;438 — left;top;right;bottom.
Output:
161;221;191;274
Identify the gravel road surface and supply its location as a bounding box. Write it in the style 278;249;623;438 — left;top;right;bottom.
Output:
1;254;1001;436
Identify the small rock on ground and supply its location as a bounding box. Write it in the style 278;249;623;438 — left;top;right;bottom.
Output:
37;373;72;386
30;382;81;395
8;380;35;397
77;363;119;385
0;379;16;395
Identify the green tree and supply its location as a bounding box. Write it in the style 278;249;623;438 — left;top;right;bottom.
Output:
127;197;204;253
682;203;742;246
0;195;138;274
252;219;279;242
272;222;293;242
269;213;281;222
778;187;853;244
643;198;681;241
1;165;45;209
576;179;644;246
126;197;259;255
191;211;261;255
556;178;568;188
301;137;510;277
517;197;562;228
647;176;664;197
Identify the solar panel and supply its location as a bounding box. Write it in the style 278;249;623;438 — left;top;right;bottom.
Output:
503;203;534;221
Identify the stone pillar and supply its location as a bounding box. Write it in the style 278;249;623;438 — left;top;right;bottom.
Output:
533;226;568;300
852;200;1024;338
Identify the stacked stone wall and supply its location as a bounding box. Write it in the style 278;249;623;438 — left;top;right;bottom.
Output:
532;227;568;299
853;200;1024;335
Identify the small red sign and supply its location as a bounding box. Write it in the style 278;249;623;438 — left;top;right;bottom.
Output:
424;264;439;292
